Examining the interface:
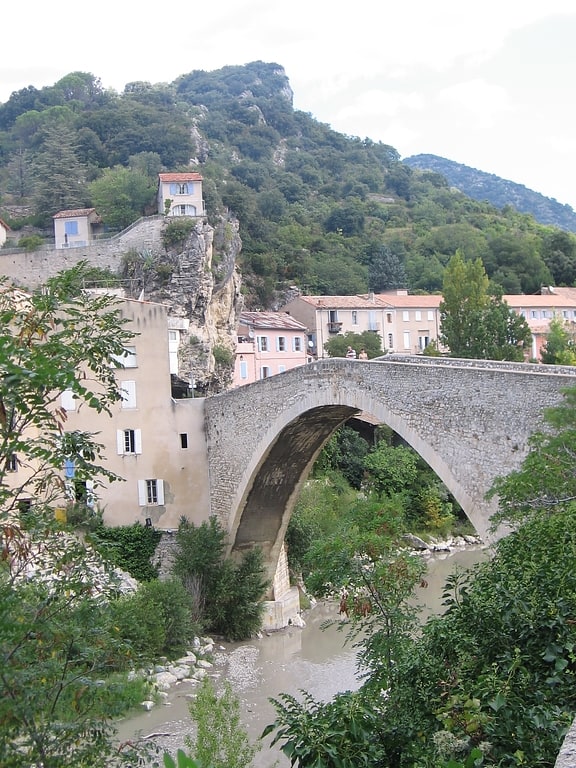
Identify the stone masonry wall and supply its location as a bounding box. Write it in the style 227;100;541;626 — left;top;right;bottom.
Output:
0;216;164;289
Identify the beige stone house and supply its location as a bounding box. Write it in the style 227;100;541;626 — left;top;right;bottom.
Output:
53;208;102;249
6;296;210;531
281;291;443;357
157;172;205;218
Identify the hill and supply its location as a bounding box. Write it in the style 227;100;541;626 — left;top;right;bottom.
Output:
1;62;576;305
403;153;576;233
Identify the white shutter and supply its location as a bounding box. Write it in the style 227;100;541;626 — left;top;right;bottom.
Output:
61;389;76;411
116;430;124;455
120;380;136;408
86;480;95;508
137;479;146;505
134;429;142;454
156;479;164;505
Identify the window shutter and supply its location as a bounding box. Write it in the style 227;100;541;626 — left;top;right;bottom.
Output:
134;429;142;454
61;389;76;411
156;479;164;505
170;183;177;195
137;480;146;505
86;480;95;508
117;430;124;455
120;380;136;408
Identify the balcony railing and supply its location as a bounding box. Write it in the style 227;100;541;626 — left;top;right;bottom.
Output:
327;322;343;334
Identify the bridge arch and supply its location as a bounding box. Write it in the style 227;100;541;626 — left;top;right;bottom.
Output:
205;357;576;596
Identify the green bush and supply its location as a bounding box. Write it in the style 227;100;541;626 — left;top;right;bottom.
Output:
172;517;269;641
162;218;195;249
89;522;161;581
212;344;234;368
110;577;194;660
18;234;44;251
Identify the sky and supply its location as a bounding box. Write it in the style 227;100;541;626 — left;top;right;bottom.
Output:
2;1;576;209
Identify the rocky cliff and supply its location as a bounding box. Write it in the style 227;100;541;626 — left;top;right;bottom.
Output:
121;216;243;394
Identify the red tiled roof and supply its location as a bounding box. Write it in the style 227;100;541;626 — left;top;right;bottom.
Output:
240;311;307;331
52;208;97;219
504;294;576;308
297;295;395;309
373;293;443;308
158;172;203;182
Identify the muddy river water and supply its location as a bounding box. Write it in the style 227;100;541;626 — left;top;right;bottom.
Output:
116;546;489;766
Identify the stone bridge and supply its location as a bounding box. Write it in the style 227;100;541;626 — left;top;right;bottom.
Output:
204;355;576;619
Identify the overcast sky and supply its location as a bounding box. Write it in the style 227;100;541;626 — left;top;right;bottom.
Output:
2;1;575;209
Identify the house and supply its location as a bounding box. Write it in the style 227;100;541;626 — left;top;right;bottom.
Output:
4;296;210;531
53;208;102;249
504;292;576;360
375;290;443;353
157;172;205;218
0;217;11;247
281;292;444;357
233;311;308;387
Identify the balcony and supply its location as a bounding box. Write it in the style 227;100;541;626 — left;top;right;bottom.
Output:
327;322;343;334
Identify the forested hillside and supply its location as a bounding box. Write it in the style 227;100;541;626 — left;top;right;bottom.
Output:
1;61;576;307
404;153;576;233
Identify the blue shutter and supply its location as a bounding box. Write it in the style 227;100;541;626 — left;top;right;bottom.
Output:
170;183;177;195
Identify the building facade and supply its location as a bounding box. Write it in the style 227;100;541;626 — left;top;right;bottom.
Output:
157;172;205;218
233;311;308;387
53;208;102;249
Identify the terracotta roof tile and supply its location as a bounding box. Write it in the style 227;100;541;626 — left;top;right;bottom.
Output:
52;208;98;219
158;172;203;182
240;311;307;331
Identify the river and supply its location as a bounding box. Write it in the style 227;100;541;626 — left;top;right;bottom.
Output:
116;546;489;767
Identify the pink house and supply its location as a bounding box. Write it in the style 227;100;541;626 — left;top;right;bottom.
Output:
232;311;308;387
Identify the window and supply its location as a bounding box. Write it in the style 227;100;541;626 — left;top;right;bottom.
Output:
418;335;430;350
329;310;339;323
61;389;76;411
293;336;302;352
240;360;248;379
180;433;188;449
138;479;165;506
427;310;434;321
277;336;286;352
64;220;78;235
113;346;137;368
402;311;410;321
6;454;17;472
387;313;392;323
368;311;378;331
531;310;539;319
563;310;569;319
403;331;411;350
116;428;142;455
261;366;271;379
415;311;422;321
120;380;137;409
257;336;269;352
388;333;393;349
352;311;358;325
73;479;95;508
542;310;549;318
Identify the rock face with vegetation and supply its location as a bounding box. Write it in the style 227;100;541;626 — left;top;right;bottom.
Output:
121;217;243;393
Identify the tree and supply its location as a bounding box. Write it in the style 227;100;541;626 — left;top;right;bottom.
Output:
368;245;407;292
0;265;152;767
489;385;576;530
540;316;576;365
88;165;156;230
324;330;384;359
440;250;531;360
31;124;89;222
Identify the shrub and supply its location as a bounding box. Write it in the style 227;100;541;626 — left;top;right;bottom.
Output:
89;522;161;581
172;516;269;641
110;577;194;660
162;218;195;249
18;234;44;251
